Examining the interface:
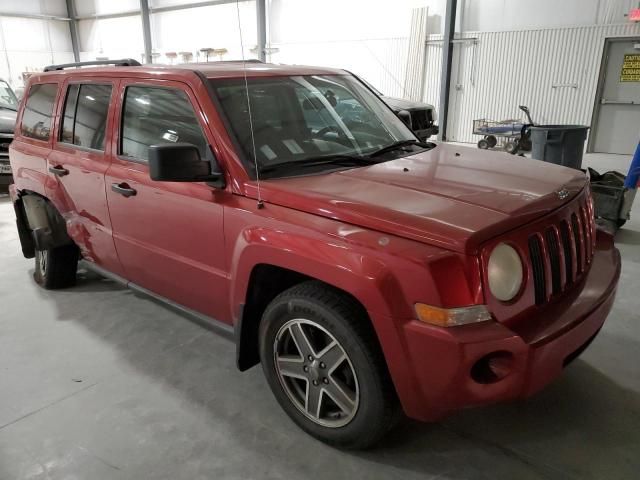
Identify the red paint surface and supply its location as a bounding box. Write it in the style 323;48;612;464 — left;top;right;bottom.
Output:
8;64;621;421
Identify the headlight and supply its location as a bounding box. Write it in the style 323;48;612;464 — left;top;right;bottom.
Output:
431;108;438;122
488;243;523;302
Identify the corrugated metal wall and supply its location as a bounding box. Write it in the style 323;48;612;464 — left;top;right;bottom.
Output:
403;7;429;101
274;22;640;146
422;23;640;143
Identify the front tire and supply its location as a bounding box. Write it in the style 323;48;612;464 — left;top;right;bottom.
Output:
34;244;79;289
259;281;399;449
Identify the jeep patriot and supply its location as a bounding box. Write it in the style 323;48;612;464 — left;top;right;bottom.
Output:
8;59;621;449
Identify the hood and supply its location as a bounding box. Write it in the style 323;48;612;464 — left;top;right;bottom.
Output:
253;143;588;253
381;96;434;112
0;108;16;133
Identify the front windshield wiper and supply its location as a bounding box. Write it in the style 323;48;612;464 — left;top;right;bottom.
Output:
367;139;432;158
259;154;378;174
0;105;17;112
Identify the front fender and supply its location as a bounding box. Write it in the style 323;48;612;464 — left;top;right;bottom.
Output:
229;227;411;321
228;225;421;407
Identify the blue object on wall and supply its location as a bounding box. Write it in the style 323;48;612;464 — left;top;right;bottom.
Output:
625;141;640;189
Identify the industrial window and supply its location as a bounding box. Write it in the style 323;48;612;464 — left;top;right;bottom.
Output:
60;84;112;151
20;83;58;141
120;86;207;162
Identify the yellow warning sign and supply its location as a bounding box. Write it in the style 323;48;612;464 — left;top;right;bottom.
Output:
621;54;640;82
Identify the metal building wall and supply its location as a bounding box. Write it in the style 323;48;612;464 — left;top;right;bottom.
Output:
403;7;429;101
422;23;640;144
272;37;410;98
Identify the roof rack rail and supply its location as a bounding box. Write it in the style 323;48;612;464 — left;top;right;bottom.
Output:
208;59;265;64
43;58;141;72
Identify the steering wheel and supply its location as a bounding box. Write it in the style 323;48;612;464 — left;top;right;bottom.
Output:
315;125;343;138
314;125;352;147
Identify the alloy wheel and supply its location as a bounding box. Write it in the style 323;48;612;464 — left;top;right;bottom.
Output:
273;318;360;428
37;250;48;276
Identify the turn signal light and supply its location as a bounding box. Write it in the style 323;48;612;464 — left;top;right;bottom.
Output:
414;303;492;327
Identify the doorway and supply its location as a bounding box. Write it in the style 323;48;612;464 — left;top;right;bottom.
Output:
590;37;640;155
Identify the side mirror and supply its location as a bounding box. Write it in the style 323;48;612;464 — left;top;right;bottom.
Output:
148;143;224;186
396;110;412;129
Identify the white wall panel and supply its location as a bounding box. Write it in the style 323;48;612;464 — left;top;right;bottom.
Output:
0;16;73;86
404;7;429;101
271;37;410;99
74;0;141;17
0;0;67;16
78;15;144;62
150;1;257;63
423;23;640;143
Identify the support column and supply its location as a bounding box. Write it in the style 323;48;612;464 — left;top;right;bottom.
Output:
65;0;80;62
140;0;153;64
256;0;266;61
437;0;457;142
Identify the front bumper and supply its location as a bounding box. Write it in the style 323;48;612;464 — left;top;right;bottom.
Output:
395;230;620;422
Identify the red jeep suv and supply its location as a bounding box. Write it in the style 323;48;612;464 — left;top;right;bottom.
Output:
9;59;620;449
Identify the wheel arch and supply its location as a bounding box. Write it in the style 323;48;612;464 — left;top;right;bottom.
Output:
15;189;73;253
230;231;411;376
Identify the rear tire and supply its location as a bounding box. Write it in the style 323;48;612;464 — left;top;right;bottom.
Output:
259;281;399;449
504;141;518;154
34;244;79;289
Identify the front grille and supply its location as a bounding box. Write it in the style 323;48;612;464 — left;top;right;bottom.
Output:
409;109;433;130
527;196;595;305
0;134;13;158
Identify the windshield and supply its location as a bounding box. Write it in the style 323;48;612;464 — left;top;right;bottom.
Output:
0;80;18;111
211;74;421;178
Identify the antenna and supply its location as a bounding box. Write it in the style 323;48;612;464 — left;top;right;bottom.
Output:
236;0;264;209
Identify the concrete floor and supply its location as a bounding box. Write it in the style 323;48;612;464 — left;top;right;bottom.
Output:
0;152;638;480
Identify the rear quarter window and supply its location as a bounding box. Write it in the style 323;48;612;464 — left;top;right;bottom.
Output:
21;83;58;141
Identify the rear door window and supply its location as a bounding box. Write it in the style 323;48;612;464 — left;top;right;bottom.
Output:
21;83;58;141
60;83;112;150
120;86;208;162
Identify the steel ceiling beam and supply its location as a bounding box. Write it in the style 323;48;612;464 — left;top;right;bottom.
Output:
75;0;250;21
0;12;70;21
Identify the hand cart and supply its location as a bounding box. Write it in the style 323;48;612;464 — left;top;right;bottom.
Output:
473;106;534;154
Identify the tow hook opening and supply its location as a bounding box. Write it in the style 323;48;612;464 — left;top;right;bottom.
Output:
471;351;515;384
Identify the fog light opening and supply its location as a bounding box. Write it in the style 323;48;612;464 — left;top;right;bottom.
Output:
470;351;515;384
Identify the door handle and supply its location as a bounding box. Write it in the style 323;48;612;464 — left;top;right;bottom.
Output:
48;165;69;177
111;183;137;198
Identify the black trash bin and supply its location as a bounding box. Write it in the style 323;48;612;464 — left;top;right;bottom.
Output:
530;125;589;170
